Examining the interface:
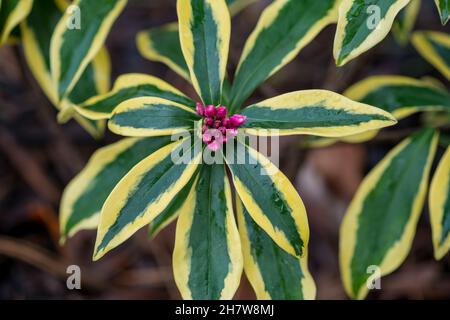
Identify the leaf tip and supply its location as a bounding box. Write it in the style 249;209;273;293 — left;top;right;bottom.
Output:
59;235;66;246
387;115;398;125
434;245;448;261
92;248;103;262
335;58;344;67
92;239;106;261
335;51;348;67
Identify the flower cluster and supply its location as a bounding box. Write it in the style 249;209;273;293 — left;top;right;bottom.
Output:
196;102;247;151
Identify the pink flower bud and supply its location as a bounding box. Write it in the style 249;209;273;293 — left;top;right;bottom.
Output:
229;114;247;127
219;126;227;135
195;102;204;116
216;106;227;119
202;125;208;133
222;118;231;128
214;120;221;128
207;140;221;152
204;105;216;117
204;117;214;126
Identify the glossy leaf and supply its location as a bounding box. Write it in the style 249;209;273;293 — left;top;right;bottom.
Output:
50;0;126;99
136;23;190;81
108;97;199;137
94;139;202;260
236;199;316;300
241;90;396;137
173;164;243;300
67;48;111;105
60;137;173;242
177;0;230;105
148;172;199;238
0;0;32;44
312;75;450;147
435;0;450;25
230;0;339;110
345;75;450;119
412;31;450;81
20;0;61;104
334;0;411;66
429;147;450;260
340;129;438;299
136;0;253;81
225;140;309;257
77;73;195;120
58;46;111;128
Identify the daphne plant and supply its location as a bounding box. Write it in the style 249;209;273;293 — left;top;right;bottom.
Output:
0;0;126;138
300;29;450;299
59;0;397;300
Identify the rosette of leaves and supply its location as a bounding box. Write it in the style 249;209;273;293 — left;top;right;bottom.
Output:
309;31;450;300
0;0;126;137
60;0;396;300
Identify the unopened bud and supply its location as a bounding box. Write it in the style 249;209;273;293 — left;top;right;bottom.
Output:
204;105;216;117
229;114;247;127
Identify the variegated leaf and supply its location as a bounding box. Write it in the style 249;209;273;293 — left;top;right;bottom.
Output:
173;164;243;300
177;0;230;105
148;172;199;238
434;0;450;25
429;146;450;260
334;0;411;66
230;0;339;110
241;90;396;137
412;31;450;81
237;199;316;300
0;0;32;45
77;73;195;120
60;137;173;241
340;129;438;299
94;139;202;260
108;97;199;137
392;0;420;45
225;140;309;257
50;0;126;99
21;0;109;138
136;0;254;80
